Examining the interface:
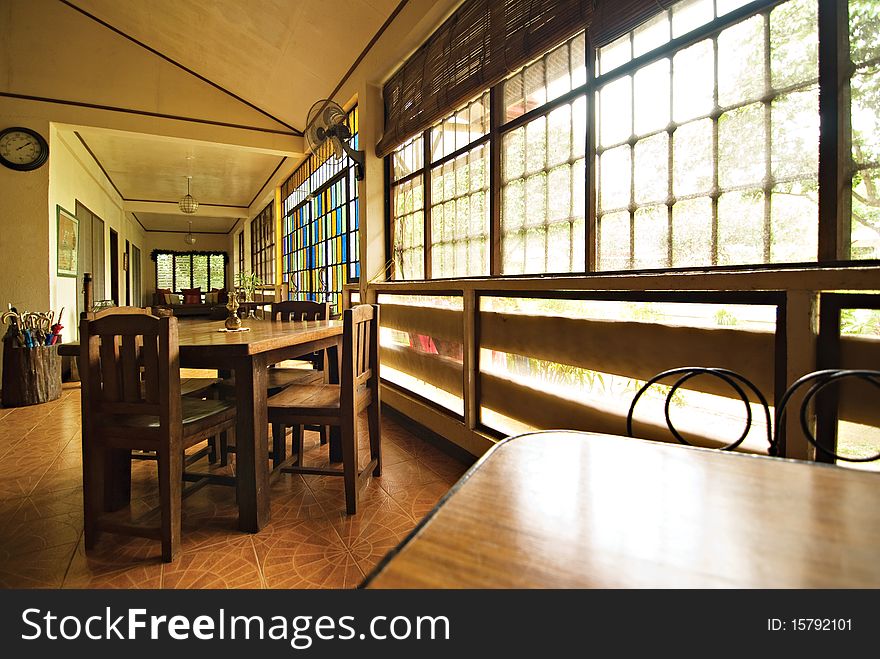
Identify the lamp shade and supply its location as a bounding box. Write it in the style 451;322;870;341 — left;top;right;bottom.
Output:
179;176;199;214
183;220;196;245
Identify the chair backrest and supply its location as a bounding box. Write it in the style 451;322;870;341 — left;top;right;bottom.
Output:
774;369;880;463
341;304;379;407
271;300;331;322
79;311;181;429
626;366;774;454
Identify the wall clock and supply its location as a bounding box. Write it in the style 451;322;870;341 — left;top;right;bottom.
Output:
0;127;49;171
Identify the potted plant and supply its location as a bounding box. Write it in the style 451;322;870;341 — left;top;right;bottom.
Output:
236;271;262;302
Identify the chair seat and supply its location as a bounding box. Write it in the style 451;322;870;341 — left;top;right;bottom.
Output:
180;377;221;397
105;397;236;429
267;383;341;412
221;367;324;394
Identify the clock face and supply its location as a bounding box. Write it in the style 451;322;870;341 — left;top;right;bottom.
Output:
0;128;49;170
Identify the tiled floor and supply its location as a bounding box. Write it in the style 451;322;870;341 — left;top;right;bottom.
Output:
0;381;472;588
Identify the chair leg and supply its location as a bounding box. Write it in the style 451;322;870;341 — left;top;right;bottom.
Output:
341;416;358;515
219;431;229;467
208;436;218;464
272;423;287;467
157;439;183;563
82;438;105;550
292;425;304;466
368;399;382;477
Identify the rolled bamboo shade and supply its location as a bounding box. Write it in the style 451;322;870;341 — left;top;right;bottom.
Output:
377;0;593;158
377;0;685;158
589;0;676;50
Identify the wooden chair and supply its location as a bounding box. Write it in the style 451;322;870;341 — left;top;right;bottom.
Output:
267;304;381;513
216;300;331;467
80;311;236;562
774;369;880;463
270;299;332;370
626;366;775;454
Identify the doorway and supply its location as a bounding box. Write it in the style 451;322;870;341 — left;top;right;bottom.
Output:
109;229;119;305
74;201;105;322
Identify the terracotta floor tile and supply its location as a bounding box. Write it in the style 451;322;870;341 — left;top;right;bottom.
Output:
9;486;82;523
381;480;453;522
0;510;83;560
252;522;363;589
373;458;445;498
63;535;163;589
0;384;476;589
33;464;83;494
328;498;416;576
0;496;26;533
0;541;77;588
0;472;45;502
162;536;263;589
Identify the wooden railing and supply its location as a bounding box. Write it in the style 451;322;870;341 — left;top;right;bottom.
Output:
365;265;880;460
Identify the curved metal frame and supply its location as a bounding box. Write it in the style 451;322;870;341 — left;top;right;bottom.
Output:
774;369;880;463
626;367;775;454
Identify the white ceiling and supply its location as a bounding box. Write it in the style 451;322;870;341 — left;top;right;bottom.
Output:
61;0;404;233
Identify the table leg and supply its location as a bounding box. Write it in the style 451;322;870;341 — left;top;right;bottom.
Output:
233;354;270;532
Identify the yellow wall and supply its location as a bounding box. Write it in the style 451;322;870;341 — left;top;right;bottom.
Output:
48;126;146;344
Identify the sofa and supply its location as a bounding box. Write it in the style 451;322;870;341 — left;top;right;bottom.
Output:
152;287;228;317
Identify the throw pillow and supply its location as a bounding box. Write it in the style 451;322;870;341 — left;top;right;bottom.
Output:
212;288;228;304
205;291;218;305
182;287;201;305
164;293;182;305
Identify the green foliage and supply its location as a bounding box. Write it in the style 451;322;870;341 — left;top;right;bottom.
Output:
840;308;880;336
236;271;262;298
714;309;739;326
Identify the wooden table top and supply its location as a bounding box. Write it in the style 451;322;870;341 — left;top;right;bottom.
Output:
58;318;343;358
174;318;342;356
363;430;880;588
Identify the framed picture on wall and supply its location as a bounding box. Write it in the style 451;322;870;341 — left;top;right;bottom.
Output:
56;205;78;277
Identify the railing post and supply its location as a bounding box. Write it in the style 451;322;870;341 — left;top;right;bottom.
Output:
463;289;477;430
783;290;819;460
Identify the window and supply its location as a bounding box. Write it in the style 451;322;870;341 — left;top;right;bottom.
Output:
391;94;492;280
849;0;880;259
237;230;245;279
250;202;275;285
384;0;876;278
595;0;819;269
501;36;587;275
153;251;227;291
281;106;360;314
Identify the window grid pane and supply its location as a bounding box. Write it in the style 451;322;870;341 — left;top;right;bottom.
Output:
430;144;490;278
849;0;880;259
596;0;819;270
391;177;425;280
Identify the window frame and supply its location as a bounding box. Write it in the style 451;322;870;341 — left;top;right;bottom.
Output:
153;250;227;292
250;202;275;285
385;0;878;280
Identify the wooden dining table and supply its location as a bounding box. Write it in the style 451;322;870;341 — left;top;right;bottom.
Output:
61;316;344;532
362;430;880;588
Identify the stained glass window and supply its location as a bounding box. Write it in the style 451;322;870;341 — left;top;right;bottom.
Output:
281;106;360;314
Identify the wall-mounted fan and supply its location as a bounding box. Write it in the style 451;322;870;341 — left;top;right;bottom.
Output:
305;99;365;180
